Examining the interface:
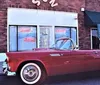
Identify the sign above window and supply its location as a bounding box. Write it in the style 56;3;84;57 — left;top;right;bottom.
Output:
32;0;58;7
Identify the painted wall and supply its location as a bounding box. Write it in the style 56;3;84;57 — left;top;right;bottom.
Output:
8;8;78;26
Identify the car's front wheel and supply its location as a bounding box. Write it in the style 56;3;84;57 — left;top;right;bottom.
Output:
20;63;45;85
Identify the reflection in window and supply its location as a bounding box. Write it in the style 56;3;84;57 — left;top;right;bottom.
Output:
71;28;77;46
9;26;17;51
18;26;37;51
55;27;70;40
55;27;77;49
9;25;77;51
9;26;37;51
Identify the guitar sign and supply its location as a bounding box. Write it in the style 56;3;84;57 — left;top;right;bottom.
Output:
32;0;58;7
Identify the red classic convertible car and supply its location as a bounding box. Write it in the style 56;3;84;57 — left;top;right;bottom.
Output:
3;37;100;85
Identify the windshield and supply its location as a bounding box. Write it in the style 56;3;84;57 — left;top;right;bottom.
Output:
50;38;74;50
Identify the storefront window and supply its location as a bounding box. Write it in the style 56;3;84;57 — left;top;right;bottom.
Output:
55;27;70;39
9;26;37;51
9;26;17;51
55;27;77;48
71;28;77;45
9;25;77;51
18;26;37;51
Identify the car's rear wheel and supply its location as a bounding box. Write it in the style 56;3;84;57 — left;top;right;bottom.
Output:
20;63;46;85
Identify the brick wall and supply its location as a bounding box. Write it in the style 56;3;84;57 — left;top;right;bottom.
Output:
0;0;7;52
0;0;97;52
86;0;100;12
84;0;100;50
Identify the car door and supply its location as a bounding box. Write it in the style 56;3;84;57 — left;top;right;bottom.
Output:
69;50;88;73
58;50;86;74
49;50;71;76
50;50;88;76
70;50;95;72
84;50;100;71
49;38;85;75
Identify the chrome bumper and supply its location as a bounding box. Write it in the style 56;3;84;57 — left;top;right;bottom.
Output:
3;62;9;74
2;62;16;76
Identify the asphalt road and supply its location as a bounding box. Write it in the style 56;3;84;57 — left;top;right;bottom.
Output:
1;71;100;85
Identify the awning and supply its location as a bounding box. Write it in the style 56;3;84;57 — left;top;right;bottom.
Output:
84;10;100;27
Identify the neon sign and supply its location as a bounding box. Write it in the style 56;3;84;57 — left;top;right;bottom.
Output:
32;0;58;7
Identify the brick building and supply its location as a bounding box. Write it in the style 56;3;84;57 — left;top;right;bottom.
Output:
0;0;100;52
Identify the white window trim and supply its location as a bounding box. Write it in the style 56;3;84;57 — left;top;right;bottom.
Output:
7;8;9;52
91;28;93;49
76;26;79;49
37;25;40;48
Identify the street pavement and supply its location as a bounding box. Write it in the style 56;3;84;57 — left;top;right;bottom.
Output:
1;62;100;85
1;72;100;85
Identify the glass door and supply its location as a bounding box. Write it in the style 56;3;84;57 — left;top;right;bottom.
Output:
91;29;99;49
39;26;52;48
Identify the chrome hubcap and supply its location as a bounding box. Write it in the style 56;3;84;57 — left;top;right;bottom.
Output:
22;65;39;82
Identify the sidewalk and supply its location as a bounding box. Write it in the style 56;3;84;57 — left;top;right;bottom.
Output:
0;62;3;75
0;53;7;75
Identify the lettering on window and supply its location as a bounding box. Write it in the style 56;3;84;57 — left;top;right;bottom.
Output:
32;0;58;7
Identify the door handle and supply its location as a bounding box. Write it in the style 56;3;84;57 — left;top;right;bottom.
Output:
94;51;98;54
60;54;63;56
64;61;70;64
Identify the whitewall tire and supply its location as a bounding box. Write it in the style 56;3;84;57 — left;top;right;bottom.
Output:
20;63;42;85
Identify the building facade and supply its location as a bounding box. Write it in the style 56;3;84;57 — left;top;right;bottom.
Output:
0;0;100;52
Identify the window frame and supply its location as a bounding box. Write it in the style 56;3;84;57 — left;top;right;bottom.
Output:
9;25;78;52
9;25;37;52
54;26;77;46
